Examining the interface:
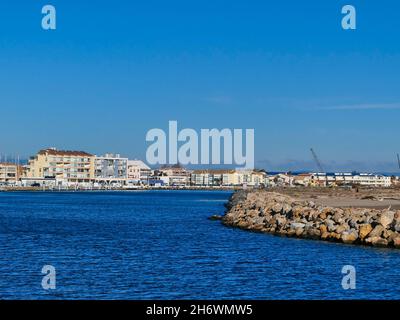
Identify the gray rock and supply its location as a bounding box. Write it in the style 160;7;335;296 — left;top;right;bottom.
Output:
282;203;292;215
335;224;349;235
326;219;336;232
379;211;395;228
290;222;306;229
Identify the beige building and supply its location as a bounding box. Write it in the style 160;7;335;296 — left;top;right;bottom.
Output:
292;173;313;186
0;163;21;185
127;160;152;183
235;170;266;186
191;169;266;187
26;148;95;186
157;165;190;186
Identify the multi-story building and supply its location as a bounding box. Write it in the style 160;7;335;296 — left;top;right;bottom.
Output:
0;163;20;185
265;173;294;187
157;165;191;186
94;153;128;185
191;170;232;186
353;173;392;187
127;160;152;184
235;169;266;187
310;172;392;187
191;169;266;187
25;148;94;186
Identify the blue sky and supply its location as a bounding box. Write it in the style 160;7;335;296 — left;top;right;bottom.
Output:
1;0;400;172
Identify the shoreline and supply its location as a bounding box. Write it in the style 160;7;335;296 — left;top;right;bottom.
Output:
0;186;239;192
222;189;400;249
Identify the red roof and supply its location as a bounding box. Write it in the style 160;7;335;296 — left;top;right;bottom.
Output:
38;148;93;157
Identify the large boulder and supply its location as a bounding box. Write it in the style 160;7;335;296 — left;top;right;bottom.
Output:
394;222;400;233
366;236;388;247
332;210;342;223
271;203;283;213
304;223;320;239
319;207;333;220
237;220;249;229
335;224;349;235
368;224;385;238
246;209;260;218
320;224;327;234
359;224;373;240
379;211;395;228
282;203;292;215
326;219;336;232
393;236;400;248
295;227;304;237
341;230;358;244
321;231;330;240
290;222;306;229
276;216;287;228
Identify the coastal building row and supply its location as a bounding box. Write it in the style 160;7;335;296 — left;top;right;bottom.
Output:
1;148;395;188
2;148;266;188
20;148;150;187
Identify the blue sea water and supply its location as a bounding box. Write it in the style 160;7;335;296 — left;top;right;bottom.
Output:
0;190;400;300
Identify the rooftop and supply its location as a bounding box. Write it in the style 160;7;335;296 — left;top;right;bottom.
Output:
38;148;93;157
0;162;17;167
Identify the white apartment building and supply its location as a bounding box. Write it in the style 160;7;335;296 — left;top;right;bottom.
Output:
94;153;128;185
311;172;392;187
353;173;392;187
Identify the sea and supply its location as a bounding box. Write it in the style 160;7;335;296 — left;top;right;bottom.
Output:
0;190;399;299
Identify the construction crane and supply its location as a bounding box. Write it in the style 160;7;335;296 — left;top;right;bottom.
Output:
310;148;328;187
397;153;400;170
310;148;325;173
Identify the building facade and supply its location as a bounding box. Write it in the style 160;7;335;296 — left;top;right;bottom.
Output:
191;169;266;187
26;148;95;186
310;172;392;187
353;173;392;187
127;160;152;184
0;163;20;185
94;153;128;184
157;165;190;186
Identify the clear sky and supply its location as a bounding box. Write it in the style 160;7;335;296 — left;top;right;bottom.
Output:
1;0;400;172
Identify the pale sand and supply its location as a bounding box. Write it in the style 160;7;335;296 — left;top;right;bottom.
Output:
311;197;400;210
269;186;400;210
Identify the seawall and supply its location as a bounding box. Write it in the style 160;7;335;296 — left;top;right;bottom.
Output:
222;190;400;248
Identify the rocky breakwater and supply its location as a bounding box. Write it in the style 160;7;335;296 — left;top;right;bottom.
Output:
222;190;400;248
